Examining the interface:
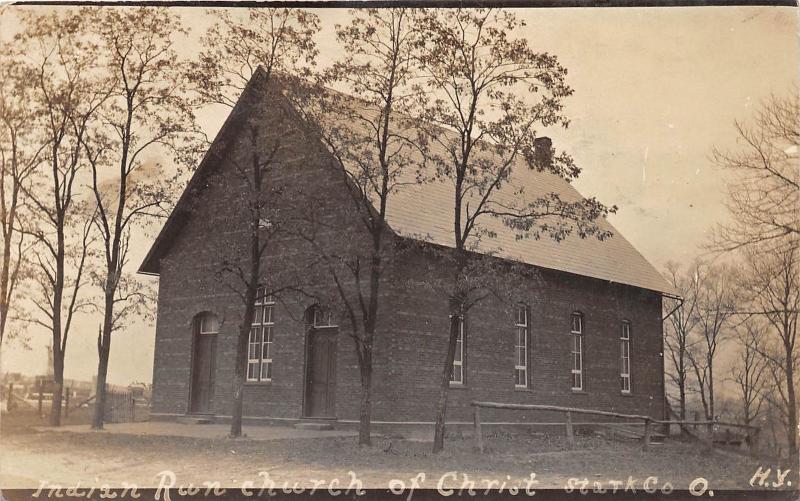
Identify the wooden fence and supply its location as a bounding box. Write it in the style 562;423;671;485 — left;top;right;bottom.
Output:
470;401;759;454
7;383;140;424
104;390;136;423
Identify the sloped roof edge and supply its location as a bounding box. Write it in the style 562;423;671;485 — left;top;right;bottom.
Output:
139;67;675;297
138;66;271;275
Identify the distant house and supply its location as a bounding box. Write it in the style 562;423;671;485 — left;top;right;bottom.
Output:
140;68;675;430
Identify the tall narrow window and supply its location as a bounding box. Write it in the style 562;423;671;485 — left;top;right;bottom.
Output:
514;305;529;388
247;287;275;382
450;315;465;385
571;313;583;391
620;321;631;393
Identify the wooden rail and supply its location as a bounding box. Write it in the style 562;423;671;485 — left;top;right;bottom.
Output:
470;401;759;454
658;419;757;429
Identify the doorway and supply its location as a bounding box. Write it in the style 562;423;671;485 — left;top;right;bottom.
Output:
190;313;218;414
305;327;338;418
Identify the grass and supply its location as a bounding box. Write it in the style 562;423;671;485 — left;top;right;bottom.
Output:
3;420;795;491
1;407;93;434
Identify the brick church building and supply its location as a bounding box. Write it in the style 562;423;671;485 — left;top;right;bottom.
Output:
140;68;675;431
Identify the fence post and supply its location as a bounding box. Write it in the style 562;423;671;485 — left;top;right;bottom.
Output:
565;411;575;448
473;406;483;453
37;380;43;418
132;397;136;423
64;388;70;418
641;419;651;451
108;390;114;423
6;383;12;411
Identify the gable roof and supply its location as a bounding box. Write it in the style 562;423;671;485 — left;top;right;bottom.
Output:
138;67;265;277
140;67;675;296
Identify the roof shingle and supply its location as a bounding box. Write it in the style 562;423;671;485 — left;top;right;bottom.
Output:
141;68;675;295
322;97;675;295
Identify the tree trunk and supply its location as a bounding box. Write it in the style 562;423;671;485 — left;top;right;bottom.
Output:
679;383;686;419
230;316;252;438
678;358;687;420
358;352;373;446
229;125;263;439
50;381;63;426
50;351;63;426
356;239;382;447
0;301;7;346
678;374;688;436
92;292;115;429
708;361;715;420
0;228;11;344
693;361;710;421
785;352;797;459
92;334;111;429
699;388;709;421
92;360;108;429
432;312;461;453
743;407;752;448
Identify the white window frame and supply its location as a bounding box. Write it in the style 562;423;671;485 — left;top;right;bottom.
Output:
450;315;465;386
199;313;219;336
247;287;275;382
571;313;583;391
620;321;631;394
514;305;528;388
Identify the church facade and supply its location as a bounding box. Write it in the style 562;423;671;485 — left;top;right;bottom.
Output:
140;69;674;430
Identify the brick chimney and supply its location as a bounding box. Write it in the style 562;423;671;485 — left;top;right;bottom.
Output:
533;136;553;170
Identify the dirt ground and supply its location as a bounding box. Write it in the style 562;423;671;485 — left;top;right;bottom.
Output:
2;421;797;495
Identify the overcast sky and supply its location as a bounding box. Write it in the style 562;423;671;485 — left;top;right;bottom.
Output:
1;5;798;385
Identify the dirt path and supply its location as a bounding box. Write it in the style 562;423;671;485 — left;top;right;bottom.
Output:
1;429;795;494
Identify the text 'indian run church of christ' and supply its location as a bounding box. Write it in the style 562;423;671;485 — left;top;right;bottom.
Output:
139;68;676;431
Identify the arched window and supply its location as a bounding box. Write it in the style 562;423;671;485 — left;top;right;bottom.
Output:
247;287;275;382
570;312;583;391
197;312;219;336
620;320;631;393
310;304;337;328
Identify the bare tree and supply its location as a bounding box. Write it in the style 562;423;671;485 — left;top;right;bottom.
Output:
15;10;110;426
216;89;319;438
189;8;320;438
82;7;199;430
188;9;319;109
686;262;736;421
288;7;429;447
729;318;769;436
712;92;799;252
737;238;799;459
761;347;800;458
663;261;701;423
0;53;46;345
708;84;799;459
415;9;616;452
761;387;790;458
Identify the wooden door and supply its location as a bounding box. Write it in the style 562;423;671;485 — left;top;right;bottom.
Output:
305;329;337;417
190;332;216;414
